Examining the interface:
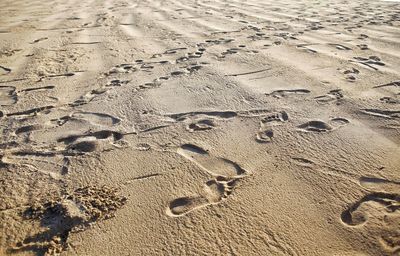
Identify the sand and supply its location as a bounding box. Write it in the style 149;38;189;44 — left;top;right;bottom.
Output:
0;0;400;255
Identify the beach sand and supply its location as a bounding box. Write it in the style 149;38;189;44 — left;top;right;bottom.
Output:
0;0;400;255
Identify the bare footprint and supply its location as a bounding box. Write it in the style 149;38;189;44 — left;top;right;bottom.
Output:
71;112;121;126
297;117;349;132
341;176;400;246
256;129;274;143
177;144;247;178
186;119;216;132
360;109;400;119
260;111;289;125
315;89;343;104
297;120;333;132
341;192;400;226
266;89;311;98
166;178;235;217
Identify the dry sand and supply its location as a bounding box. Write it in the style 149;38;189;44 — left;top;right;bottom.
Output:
1;0;400;255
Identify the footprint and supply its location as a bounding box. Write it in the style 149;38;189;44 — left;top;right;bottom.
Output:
106;80;129;87
177;144;247;178
380;97;399;104
359;176;400;194
256;129;274;143
357;44;369;50
186;65;202;73
297;120;333;132
166;110;237;121
107;64;138;75
352;56;385;70
19;85;55;93
266;89;310;98
315;89;344;104
330;117;350;126
297;117;349;132
7;105;54;117
291;157;314;168
360;109;400;119
343;68;360;75
58;130;126;153
374;81;400;89
171;70;189;76
341;192;400;226
15;124;43;134
164;47;187;55
30;37;48;44
328;43;351;50
260;111;289;125
0;86;17;106
186;119;216;132
71;112;120;126
166;178;235;217
167;196;208;217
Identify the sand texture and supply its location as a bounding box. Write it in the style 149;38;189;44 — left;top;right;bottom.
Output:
1;0;400;255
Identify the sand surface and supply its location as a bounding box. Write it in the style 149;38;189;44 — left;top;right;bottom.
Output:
1;0;400;255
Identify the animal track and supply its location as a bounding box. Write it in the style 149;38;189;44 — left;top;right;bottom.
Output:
177;144;247;178
297;117;349;132
166;178;235;217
